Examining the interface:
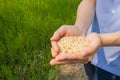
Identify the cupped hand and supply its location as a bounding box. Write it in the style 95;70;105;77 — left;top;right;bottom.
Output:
50;25;84;58
50;33;102;65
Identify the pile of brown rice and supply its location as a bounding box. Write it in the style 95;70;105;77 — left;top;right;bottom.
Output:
58;36;86;53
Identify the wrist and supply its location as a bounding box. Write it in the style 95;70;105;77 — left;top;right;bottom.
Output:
98;34;103;47
74;24;88;36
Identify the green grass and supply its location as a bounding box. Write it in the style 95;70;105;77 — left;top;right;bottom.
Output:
0;0;81;80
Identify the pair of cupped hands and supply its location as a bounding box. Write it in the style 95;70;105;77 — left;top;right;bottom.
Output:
50;25;102;65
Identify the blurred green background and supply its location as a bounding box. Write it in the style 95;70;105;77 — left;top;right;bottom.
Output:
0;0;81;80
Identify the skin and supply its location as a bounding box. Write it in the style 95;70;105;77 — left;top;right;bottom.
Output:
99;32;120;46
50;0;120;65
50;33;101;65
51;0;96;58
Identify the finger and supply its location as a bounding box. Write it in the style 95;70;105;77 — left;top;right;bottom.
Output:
55;52;88;61
81;49;94;61
50;32;61;41
50;26;66;41
80;45;95;61
51;41;60;52
88;56;93;61
51;48;59;57
50;59;88;65
50;59;70;65
84;39;95;55
55;53;78;61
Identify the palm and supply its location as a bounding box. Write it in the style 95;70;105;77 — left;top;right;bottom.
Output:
84;33;102;60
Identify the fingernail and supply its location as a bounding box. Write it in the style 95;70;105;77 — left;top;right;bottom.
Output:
50;37;54;40
52;53;57;57
50;60;55;65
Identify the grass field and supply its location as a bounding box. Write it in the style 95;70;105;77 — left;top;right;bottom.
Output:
0;0;81;80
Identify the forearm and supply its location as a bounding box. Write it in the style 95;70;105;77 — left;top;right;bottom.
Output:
75;0;96;35
99;32;120;46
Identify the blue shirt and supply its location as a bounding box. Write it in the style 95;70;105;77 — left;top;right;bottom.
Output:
91;0;120;76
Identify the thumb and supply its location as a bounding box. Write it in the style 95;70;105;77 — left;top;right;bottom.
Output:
50;32;60;41
50;26;66;41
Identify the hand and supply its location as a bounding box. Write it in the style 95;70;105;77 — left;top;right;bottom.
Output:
50;25;85;58
50;33;102;65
